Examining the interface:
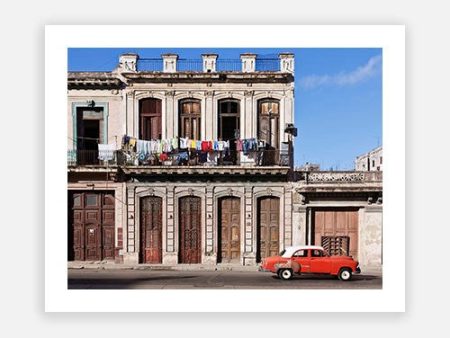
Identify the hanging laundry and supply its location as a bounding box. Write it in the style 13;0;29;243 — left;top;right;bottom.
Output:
201;140;213;152
178;151;189;162
129;137;136;147
207;152;218;164
172;137;178;150
236;139;243;152
180;137;189;149
98;144;115;161
160;153;169;162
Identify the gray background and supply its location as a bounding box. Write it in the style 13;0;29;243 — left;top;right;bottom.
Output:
1;0;443;336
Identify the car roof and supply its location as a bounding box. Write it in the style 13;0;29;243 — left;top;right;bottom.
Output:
281;245;324;258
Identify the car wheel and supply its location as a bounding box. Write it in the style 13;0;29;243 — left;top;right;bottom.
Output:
279;268;293;280
338;268;352;281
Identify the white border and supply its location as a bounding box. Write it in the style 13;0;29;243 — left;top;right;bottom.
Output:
45;25;405;312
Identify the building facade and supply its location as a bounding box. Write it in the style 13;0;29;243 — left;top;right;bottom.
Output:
68;52;296;266
355;146;383;171
67;52;382;272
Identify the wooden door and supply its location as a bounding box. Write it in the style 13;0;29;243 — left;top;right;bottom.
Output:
68;191;115;261
313;208;359;258
101;193;115;259
179;197;201;264
257;197;280;262
139;98;162;140
219;197;241;263
140;196;163;264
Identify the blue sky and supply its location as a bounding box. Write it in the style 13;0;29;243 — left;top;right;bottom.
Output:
68;48;382;170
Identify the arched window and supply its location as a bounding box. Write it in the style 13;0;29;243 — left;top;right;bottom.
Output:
139;98;162;140
179;99;201;140
258;99;279;149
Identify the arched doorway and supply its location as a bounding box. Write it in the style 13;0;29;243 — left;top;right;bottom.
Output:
140;196;163;264
179;196;202;264
218;197;241;263
139;98;162;140
257;196;280;262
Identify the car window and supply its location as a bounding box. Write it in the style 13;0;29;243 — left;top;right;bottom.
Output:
311;249;323;257
293;250;307;257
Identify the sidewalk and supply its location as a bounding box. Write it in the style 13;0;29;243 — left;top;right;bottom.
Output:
68;261;260;272
67;261;382;276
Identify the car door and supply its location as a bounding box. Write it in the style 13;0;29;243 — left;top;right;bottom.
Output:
309;249;332;273
292;249;310;273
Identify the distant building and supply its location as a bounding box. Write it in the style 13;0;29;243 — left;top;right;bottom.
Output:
297;162;320;171
355;146;382;171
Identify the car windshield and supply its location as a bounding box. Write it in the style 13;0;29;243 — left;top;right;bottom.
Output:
279;249;286;256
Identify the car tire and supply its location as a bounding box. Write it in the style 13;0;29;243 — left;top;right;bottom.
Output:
278;268;293;280
338;268;352;281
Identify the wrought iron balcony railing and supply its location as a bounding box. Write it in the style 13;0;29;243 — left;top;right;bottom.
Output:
68;149;290;168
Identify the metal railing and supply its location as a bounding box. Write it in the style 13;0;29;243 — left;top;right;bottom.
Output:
68;149;290;167
296;170;383;183
136;58;280;72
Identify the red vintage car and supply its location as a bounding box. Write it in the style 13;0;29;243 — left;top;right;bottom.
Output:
259;245;361;281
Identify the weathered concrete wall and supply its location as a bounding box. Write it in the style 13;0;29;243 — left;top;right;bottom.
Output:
359;205;383;272
67;90;125;149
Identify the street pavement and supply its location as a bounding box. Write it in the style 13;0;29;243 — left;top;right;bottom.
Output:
68;269;382;289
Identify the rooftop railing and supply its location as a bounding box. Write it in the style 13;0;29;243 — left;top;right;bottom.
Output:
136;58;280;72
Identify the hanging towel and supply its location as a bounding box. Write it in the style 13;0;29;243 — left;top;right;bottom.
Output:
98;144;115;161
180;137;189;149
172;137;179;150
236;139;243;152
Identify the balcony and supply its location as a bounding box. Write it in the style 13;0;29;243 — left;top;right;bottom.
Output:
68;149;290;168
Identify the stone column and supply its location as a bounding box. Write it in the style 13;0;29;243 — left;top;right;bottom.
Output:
284;186;293;247
126;91;135;136
123;186;138;264
162;54;178;73
292;200;307;246
165;91;175;138
244;90;254;139
279;53;294;73
202;54;218;73
243;186;256;266
240;53;256;72
204;91;214;140
118;53;138;73
204;186;216;264
164;186;177;264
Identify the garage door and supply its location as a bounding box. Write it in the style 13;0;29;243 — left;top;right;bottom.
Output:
68;191;115;261
312;208;359;258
